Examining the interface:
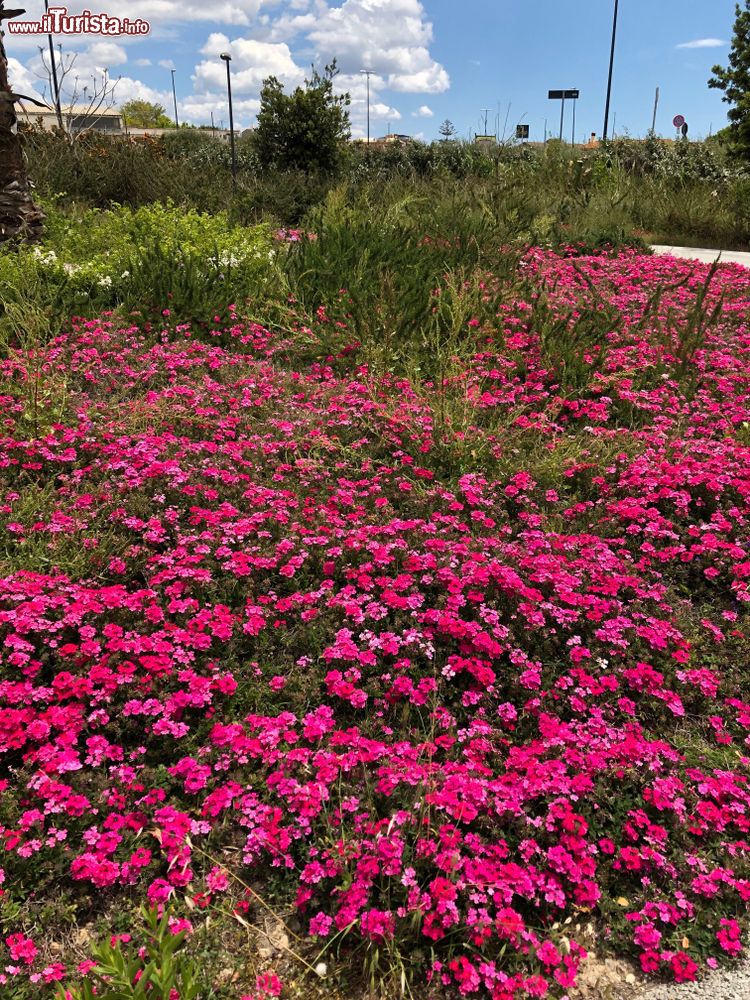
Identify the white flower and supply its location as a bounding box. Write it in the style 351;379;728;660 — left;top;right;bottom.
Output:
314;963;327;978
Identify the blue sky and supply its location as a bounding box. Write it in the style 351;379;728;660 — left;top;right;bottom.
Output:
5;0;740;140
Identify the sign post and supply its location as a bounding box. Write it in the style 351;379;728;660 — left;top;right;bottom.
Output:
548;90;580;143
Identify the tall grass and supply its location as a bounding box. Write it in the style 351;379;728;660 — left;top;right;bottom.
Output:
22;128;750;248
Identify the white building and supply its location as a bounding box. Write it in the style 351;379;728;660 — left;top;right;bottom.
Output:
18;104;123;134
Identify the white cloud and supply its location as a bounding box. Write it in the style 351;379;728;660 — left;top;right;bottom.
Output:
111;78;172;107
371;102;401;120
7;58;46;103
194;35;304;95
158;59;176;70
134;58;152;67
676;38;727;49
110;0;266;26
307;0;449;93
180;94;260;128
412;104;433;117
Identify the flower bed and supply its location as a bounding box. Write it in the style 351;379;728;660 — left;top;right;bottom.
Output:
2;250;750;998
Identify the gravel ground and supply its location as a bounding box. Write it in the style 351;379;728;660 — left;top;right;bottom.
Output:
640;959;750;1000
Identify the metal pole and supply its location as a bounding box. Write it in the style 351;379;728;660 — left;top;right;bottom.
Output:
44;0;63;129
651;86;659;134
366;71;370;144
221;56;237;188
603;0;619;141
211;111;216;138
227;63;236;187
559;94;565;142
544;118;547;143
572;98;576;146
171;69;179;127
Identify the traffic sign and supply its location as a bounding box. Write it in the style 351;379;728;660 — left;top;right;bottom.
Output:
673;114;685;128
549;89;580;100
516;124;530;139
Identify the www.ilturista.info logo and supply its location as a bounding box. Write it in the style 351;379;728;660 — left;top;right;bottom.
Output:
6;6;150;35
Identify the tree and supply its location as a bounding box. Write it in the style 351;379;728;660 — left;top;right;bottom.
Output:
0;2;44;241
120;99;173;129
438;119;457;142
709;1;750;158
253;61;350;173
36;47;120;142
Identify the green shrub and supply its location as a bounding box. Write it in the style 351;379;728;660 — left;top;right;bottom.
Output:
57;907;214;1000
0;201;280;338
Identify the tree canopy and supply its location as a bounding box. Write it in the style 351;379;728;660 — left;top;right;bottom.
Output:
709;1;750;158
253;61;350;173
120;100;174;129
439;119;457;141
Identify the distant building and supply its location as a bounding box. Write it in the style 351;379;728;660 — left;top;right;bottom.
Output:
474;134;496;150
18;104;122;134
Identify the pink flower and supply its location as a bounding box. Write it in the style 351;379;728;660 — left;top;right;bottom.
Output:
5;933;37;965
206;866;230;892
670;952;698;983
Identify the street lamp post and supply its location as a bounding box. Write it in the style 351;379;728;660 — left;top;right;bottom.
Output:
360;69;373;144
220;53;237;188
171;68;179;127
602;0;619;141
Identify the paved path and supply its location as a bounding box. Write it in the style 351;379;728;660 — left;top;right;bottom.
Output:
651;244;750;268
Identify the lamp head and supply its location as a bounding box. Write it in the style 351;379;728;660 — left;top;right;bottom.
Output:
220;53;232;62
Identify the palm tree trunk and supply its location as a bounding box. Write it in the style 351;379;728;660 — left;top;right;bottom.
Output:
0;6;44;242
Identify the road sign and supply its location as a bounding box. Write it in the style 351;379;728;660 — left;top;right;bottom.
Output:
681;122;689;137
673;114;685;128
548;90;579;142
516;124;530;139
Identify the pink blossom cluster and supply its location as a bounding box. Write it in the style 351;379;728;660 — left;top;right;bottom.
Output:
2;250;750;997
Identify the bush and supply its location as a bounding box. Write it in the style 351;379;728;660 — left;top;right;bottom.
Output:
0;200;280;336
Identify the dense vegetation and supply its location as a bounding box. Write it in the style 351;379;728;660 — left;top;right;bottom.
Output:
2;99;750;1000
21;127;750;250
0;170;748;1000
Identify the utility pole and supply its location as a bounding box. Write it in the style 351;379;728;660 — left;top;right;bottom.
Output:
481;107;492;135
602;0;619;141
572;96;577;145
651;86;659;134
43;0;63;129
171;68;179;127
360;69;374;144
559;93;565;141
